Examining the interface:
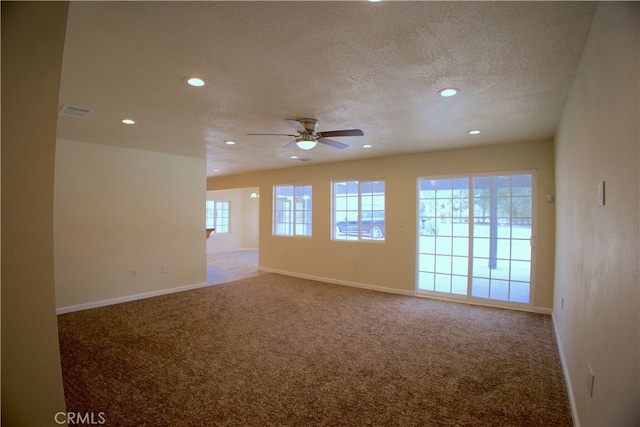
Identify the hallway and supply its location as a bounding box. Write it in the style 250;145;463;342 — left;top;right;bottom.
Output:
207;250;263;285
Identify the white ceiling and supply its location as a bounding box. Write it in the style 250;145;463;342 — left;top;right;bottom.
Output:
57;1;597;177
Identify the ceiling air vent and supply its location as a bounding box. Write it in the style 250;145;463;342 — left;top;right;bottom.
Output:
59;104;93;119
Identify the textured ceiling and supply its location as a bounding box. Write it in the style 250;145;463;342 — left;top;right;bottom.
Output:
57;1;597;177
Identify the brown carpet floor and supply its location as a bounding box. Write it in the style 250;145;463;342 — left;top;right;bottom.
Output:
58;273;572;426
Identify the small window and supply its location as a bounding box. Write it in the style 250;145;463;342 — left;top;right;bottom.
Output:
333;180;385;241
206;200;230;234
273;184;312;236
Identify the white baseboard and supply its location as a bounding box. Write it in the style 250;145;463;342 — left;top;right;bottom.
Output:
259;267;416;297
261;268;554;315
56;282;209;315
534;306;553;315
552;312;580;427
206;247;258;256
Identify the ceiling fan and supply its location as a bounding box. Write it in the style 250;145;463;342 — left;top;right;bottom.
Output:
248;118;364;150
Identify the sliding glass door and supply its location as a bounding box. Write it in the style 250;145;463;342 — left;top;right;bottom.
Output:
417;173;533;306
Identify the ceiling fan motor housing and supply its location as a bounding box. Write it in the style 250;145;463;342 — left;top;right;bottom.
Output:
297;118;319;134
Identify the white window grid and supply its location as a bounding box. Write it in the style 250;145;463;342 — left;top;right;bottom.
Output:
333;180;385;241
417;173;533;305
273;184;312;237
206;200;230;233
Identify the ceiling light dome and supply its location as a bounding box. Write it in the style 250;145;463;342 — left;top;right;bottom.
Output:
296;134;317;150
438;88;459;97
185;77;207;87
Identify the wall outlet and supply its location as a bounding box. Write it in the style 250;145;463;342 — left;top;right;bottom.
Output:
132;270;137;278
587;365;595;397
161;265;170;274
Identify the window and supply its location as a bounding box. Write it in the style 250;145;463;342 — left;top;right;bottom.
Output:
206;200;229;233
417;173;533;305
273;184;312;236
333;180;385;241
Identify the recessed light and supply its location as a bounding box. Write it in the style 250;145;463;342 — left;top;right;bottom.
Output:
362;144;373;148
438;88;459;97
224;140;236;145
468;130;481;135
121;118;135;125
290;155;299;159
185;77;207;87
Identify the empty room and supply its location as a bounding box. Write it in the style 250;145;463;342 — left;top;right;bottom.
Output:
2;1;638;426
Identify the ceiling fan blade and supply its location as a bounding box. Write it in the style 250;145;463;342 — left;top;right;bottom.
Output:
318;129;364;138
282;139;297;149
285;118;307;134
318;137;348;149
247;133;298;137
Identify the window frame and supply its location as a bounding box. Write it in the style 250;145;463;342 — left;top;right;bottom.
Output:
206;200;230;234
332;179;386;242
272;184;313;237
416;170;535;309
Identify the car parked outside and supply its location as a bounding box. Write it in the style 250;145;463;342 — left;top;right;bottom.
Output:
336;211;385;238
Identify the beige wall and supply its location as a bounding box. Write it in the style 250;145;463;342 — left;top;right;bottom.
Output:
1;2;69;425
54;139;206;310
208;139;556;311
553;2;639;426
206;187;259;254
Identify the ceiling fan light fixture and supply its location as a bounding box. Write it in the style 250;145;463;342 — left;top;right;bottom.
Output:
296;134;317;150
185;77;207;87
438;88;459;97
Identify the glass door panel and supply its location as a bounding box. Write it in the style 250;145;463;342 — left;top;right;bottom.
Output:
418;178;470;295
418;173;533;306
470;175;532;304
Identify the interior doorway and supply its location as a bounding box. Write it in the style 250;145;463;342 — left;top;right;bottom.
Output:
207;249;261;285
206;187;260;284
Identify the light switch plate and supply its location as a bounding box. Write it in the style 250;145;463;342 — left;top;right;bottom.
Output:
597;181;605;206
